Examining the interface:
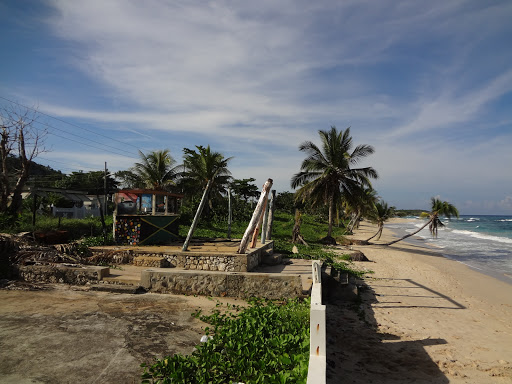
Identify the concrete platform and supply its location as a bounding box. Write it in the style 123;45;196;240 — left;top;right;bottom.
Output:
90;240;274;273
96;258;314;297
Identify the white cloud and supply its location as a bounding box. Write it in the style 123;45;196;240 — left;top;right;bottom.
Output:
6;0;510;214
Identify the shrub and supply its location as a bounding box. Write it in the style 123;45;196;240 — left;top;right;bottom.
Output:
141;298;310;384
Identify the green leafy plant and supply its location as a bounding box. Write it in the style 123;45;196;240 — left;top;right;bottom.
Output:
141;298;310;383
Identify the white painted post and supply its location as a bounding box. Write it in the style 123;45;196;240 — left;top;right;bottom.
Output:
261;193;270;244
307;260;326;384
266;190;276;240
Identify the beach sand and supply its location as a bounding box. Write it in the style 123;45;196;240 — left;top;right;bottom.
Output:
326;218;512;383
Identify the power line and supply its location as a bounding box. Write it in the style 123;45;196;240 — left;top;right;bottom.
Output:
0;95;143;151
39;120;137;158
46;131;138;160
36;157;100;172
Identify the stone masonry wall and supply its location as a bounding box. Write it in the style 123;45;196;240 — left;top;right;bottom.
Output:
141;269;303;299
14;265;109;285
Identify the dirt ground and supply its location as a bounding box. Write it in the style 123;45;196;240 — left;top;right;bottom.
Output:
0;283;245;384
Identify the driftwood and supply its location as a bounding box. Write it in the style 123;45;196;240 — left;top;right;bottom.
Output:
238;179;273;254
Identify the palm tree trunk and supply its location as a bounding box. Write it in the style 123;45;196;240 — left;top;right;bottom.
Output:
327;198;334;237
366;224;382;242
384;218;433;246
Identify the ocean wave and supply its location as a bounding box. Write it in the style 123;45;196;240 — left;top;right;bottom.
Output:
451;229;512;244
466;218;480;222
496;219;512;222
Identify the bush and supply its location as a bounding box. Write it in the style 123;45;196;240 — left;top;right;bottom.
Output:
141;298;310;383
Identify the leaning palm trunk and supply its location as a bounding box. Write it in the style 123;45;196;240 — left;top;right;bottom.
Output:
347;212;360;233
384;217;433;246
366;225;383;242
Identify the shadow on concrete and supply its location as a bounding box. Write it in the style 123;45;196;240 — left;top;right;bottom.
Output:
325;279;450;383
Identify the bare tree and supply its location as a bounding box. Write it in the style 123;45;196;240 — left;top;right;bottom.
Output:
0;102;47;218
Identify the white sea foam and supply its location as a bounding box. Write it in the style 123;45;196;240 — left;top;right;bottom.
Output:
496;219;512;222
451;229;512;244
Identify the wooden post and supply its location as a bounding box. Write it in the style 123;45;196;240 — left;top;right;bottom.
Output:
165;195;169;215
261;199;269;244
104;162;107;215
257;192;270;245
182;179;213;252
266;190;276;240
32;192;37;227
152;194;156;215
238;179;273;254
227;188;232;239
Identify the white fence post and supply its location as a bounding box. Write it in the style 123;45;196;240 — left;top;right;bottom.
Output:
307;260;326;384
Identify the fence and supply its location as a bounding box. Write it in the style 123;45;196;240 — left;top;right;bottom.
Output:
51;206;101;219
307;260;326;384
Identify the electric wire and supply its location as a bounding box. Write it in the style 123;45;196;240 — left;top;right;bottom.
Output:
0;95;143;155
38;120;137;158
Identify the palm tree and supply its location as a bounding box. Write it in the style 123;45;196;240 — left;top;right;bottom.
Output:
345;185;379;234
180;145;233;212
366;201;395;241
116;149;180;191
385;197;459;246
291;126;378;241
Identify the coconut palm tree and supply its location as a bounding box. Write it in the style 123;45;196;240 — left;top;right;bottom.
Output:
180;145;233;212
385;197;459;246
291;126;378;241
116;149;180;190
345;185;379;234
366;201;396;241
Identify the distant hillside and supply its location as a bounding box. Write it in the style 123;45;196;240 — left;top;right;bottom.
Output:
395;209;425;217
5;155;64;188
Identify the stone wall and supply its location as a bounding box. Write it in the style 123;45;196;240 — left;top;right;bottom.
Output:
125;241;273;272
141;269;303;299
14;265;109;285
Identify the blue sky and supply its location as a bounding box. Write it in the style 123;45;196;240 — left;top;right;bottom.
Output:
1;0;511;215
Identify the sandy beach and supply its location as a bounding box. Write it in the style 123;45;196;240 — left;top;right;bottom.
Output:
327;218;512;383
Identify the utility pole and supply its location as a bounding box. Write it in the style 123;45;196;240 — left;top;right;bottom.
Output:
104;162;107;215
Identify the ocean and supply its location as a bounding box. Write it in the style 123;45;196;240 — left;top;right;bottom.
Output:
385;215;512;285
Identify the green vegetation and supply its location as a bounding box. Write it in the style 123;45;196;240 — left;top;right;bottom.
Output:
141;298;310;384
394;209;424;217
0;213;113;242
291;126;378;240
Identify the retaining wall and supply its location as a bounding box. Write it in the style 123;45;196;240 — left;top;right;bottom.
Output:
14;265;109;285
140;268;302;299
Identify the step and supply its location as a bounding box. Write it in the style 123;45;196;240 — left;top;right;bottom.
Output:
89;284;146;294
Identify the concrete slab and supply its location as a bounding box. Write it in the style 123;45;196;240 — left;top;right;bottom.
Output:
0;284;245;384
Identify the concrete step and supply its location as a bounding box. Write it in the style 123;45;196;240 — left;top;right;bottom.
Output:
262;253;283;266
102;276;140;286
89;284;146;294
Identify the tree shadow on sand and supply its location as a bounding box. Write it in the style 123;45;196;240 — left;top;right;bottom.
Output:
325;279;451;384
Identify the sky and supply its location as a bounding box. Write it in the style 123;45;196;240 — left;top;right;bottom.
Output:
1;0;511;215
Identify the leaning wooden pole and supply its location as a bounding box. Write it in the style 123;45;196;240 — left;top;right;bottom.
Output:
265;190;276;240
237;179;273;254
182;179;213;252
251;191;269;247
